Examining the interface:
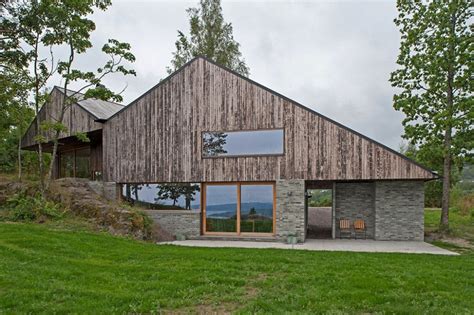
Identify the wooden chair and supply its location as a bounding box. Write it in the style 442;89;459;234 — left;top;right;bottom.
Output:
354;219;366;239
339;219;351;239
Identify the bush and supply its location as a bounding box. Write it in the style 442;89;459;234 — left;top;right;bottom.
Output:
5;193;64;222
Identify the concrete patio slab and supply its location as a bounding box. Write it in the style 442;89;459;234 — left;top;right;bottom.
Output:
160;239;459;255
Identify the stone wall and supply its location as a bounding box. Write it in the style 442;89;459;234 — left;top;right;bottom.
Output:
87;181;118;201
144;210;201;239
375;181;424;241
335;182;375;239
275;179;305;242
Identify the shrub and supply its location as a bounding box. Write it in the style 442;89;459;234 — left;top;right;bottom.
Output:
6;193;64;222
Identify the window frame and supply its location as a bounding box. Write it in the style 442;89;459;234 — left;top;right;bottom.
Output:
202;181;276;237
58;146;91;179
201;128;285;159
120;182;202;211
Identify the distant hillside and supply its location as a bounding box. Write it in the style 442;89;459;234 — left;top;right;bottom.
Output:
206;202;273;218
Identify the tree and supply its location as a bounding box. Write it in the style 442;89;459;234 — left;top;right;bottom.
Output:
2;0;59;191
399;141;462;208
202;132;227;156
154;183;200;209
182;184;200;210
0;3;36;180
155;184;185;207
1;0;136;194
167;0;249;76
390;0;473;230
41;1;136;190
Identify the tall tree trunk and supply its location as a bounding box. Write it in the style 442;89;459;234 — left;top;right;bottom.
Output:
440;128;452;230
45;39;74;191
440;13;457;231
33;32;45;196
17;134;22;182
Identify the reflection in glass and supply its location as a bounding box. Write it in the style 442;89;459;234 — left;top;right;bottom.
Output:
75;148;90;178
60;151;74;177
240;185;274;233
202;129;284;157
205;185;237;232
121;183;201;210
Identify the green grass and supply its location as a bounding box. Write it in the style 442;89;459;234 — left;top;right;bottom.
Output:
1;223;474;313
425;208;474;244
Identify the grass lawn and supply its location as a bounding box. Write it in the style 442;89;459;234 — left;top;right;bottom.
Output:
425;208;474;242
1;223;474;313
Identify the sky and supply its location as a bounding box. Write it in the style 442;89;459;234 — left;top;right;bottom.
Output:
63;0;406;150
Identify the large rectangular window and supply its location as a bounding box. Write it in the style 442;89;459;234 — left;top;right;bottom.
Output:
205;185;237;232
202;129;284;157
121;183;201;210
203;182;275;235
240;185;274;233
59;147;90;178
59;151;74;178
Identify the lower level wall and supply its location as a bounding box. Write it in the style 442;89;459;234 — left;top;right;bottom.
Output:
87;181;119;201
335;182;375;239
375;181;424;241
275;179;305;242
144;210;201;239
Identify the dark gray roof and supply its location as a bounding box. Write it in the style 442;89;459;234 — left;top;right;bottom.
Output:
57;87;125;120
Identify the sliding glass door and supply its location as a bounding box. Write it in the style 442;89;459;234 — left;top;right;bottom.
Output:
204;184;238;233
203;182;275;235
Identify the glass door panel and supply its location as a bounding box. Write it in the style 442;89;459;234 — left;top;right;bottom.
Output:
205;185;238;233
60;151;74;178
75;147;91;178
240;185;274;233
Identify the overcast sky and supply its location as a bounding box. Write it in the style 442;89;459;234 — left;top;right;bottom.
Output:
65;0;405;150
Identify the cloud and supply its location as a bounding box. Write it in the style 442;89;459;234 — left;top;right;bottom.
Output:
63;0;405;150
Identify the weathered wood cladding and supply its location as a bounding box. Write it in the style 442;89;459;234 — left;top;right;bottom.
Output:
103;58;435;183
21;88;103;149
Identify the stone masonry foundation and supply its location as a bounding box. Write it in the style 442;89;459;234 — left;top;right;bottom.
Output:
335;182;375;239
375;181;424;241
144;210;201;239
275;179;305;242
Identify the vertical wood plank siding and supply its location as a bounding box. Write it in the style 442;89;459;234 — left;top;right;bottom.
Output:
103;58;435;183
21;89;103;149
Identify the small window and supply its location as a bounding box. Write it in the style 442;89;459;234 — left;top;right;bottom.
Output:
202;129;284;157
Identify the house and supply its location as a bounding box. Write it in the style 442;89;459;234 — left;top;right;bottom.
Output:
21;56;437;242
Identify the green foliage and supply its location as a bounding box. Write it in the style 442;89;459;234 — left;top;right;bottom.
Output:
390;1;473;153
4;193;64;222
74;132;90;143
400;142;474;208
1;0;136;186
153;183;200;209
391;1;473;225
0;31;35;175
168;0;249;76
308;189;332;207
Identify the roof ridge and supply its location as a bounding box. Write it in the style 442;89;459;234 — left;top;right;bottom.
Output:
54;86;125;107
